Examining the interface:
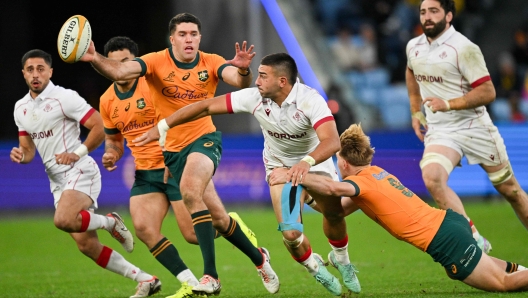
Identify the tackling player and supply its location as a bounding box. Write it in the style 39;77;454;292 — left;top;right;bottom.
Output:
269;123;528;293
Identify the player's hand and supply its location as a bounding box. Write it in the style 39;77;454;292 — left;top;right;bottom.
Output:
423;97;449;113
225;41;256;70
411;111;427;142
10;147;24;163
163;167;173;184
268;167;290;186
133;126;162;148
288;160;311;186
102;152;118;171
79;41;96;62
55;152;80;166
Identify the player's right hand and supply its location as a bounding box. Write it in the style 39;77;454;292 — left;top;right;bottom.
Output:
268;167;290;186
102;152;118;171
411;116;427;142
10;147;24;163
79;41;96;62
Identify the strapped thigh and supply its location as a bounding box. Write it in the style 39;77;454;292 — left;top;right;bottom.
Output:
278;182;304;233
420;152;454;175
488;162;514;185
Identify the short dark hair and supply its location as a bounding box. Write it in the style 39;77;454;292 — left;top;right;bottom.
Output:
103;36;139;57
169;13;202;35
420;0;456;18
21;49;52;68
260;53;298;85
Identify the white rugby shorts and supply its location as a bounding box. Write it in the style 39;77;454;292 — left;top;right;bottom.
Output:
425;125;509;166
265;156;339;182
48;156;102;209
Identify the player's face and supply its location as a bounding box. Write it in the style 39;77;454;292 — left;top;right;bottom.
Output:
336;153;347;177
108;49;135;86
255;65;282;99
419;0;451;39
170;22;201;63
22;58;52;97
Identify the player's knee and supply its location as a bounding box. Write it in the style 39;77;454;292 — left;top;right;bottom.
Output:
134;224;158;244
53;214;75;232
420;153;453;187
282;232;304;249
182;230;198;245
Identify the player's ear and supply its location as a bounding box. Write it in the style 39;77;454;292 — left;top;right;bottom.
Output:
49;67;53;78
446;11;453;24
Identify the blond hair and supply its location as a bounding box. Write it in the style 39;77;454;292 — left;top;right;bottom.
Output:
339;123;375;166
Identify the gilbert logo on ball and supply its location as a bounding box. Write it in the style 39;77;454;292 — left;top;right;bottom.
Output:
57;15;91;63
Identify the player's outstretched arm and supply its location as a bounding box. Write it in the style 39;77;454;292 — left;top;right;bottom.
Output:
133;95;229;147
102;133;124;171
301;173;357;198
10;136;36;164
224;41;256;88
80;41;142;82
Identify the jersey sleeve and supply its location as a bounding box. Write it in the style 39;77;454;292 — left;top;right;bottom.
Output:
406;40;415;70
208;54;227;81
135;52;159;78
227;88;261;114
13;104;28;136
304;90;334;130
62;90;95;125
458;43;491;88
99;90;119;135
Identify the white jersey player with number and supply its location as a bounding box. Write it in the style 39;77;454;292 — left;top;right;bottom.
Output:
226;81;339;180
14;81;102;206
406;0;528;256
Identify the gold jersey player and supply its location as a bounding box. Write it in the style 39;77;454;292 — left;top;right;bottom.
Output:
270;124;528;293
79;13;279;296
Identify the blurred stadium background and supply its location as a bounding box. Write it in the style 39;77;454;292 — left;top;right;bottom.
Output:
1;0;528;212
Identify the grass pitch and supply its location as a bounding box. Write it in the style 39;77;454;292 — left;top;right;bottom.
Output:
1;200;527;297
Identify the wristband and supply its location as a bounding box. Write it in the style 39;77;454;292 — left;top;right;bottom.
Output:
442;99;451;111
301;155;316;167
20;153;25;163
157;119;170;147
73;144;89;158
238;68;250;76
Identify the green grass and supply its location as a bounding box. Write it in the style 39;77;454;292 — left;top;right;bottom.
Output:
1;201;527;297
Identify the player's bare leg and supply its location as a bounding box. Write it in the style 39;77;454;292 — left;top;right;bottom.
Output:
482;162;528;230
171;200;198;244
463;253;528;291
131;192;199;295
270;183;341;295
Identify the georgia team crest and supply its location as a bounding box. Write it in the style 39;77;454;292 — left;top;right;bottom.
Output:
198;70;209;82
136;98;146;109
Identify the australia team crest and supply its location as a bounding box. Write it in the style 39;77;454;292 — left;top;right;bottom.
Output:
136;98;146;109
198;70;209;82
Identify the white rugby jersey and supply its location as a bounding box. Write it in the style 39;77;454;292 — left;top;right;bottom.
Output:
227;82;334;167
14;81;96;174
406;26;493;130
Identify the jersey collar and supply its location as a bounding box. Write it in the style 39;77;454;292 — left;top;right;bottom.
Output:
430;25;456;47
32;80;55;102
113;79;139;100
284;79;300;105
169;47;200;69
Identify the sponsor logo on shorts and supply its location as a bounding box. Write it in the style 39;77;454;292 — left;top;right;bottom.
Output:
490;154;495;161
451;264;457;274
198;70;209;82
460;244;477;267
204;141;214;147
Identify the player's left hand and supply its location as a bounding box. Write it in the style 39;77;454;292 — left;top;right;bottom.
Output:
268;167;290;186
225;41;256;70
423;97;449;113
55;152;80;166
288;160;311;186
133;126;162;148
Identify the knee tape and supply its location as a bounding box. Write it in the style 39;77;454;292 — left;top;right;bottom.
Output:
283;234;304;249
277;182;304;233
488;162;514;185
420;153;454;174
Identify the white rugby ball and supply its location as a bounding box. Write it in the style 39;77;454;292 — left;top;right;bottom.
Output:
57;15;92;63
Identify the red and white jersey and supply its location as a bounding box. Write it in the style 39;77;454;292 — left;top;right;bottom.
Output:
226;82;334;167
406;26;493;130
14;81;96;174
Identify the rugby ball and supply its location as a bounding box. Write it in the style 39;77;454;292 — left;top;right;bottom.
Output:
57;15;92;63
